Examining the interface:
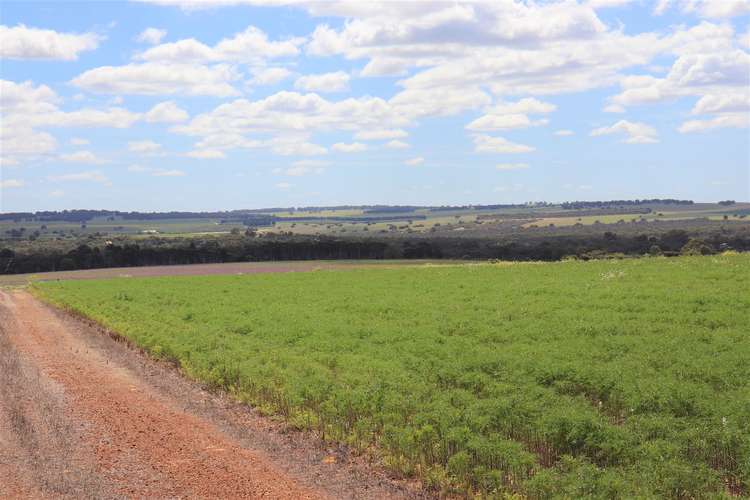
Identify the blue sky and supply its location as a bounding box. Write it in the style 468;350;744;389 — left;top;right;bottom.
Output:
1;0;748;212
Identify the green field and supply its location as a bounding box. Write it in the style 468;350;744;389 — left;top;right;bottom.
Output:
34;255;749;498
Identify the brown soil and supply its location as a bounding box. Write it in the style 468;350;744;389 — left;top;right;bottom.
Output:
0;260;451;287
0;290;425;499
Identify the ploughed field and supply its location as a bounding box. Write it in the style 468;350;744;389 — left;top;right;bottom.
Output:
33;255;749;498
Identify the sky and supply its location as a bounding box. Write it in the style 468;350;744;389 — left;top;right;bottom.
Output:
0;0;749;212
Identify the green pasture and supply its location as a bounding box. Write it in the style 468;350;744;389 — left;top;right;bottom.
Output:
34;255;750;497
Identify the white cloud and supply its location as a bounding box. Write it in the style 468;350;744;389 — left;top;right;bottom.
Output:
391;86;491;120
54;108;141;128
496;163;529;171
0;179;24;189
71;62;241;97
404;156;424;166
331;142;367;153
270;138;327;156
611;50;750;108
466;113;549;132
466;97;557;132
294;71;350;93
1;128;57;163
186;149;226;159
679;114;750;133
473;135;535;153
276;182;291;189
70;137;90;146
354;129;407;140
145;101;189;123
603;104;626;113
151;169;185;177
127;164;150;172
654;0;750;18
250;67;292;85
590;120;659;143
488;98;557;115
128;140;163;154
0;24;100;60
136;28;167;45
385;140;410;149
174;91;407;148
280;160;327;176
554;129;574;136
588;0;635;7
49;189;64;198
60;150;107;164
691;93;750;114
136;26;302;64
48;170;111;185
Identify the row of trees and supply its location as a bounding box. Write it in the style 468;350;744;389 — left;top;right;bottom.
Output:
2;229;747;275
561;199;694;210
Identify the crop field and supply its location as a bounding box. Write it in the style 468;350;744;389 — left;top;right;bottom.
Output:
33;255;749;497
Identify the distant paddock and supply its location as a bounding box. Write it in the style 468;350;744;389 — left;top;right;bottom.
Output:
0;259;461;286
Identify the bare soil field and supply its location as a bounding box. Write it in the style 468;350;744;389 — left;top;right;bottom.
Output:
0;290;423;499
0;260;451;287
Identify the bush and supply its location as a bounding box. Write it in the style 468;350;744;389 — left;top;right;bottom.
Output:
680;238;715;256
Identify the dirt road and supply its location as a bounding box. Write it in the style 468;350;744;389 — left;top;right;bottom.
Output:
0;290;420;499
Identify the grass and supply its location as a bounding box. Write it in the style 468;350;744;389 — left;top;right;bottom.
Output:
33;255;750;498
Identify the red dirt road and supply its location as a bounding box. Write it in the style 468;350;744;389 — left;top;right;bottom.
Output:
0;290;420;499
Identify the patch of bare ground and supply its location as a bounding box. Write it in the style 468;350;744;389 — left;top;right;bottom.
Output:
0;290;426;499
0;296;106;499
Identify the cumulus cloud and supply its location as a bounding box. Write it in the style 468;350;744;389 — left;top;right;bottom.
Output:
466;97;555;132
136;25;302;64
71;62;241;96
294;71;350;92
331;142;367;153
128;140;163;154
404;156;424;166
554;129;574;136
60;150;107;164
679;114;750;133
603;104;626;113
70;137;90;145
473;135;535;153
278;159;328;176
385;140;410;149
173;91;407;157
151;168;185;176
590;120;659;143
127;164;150;172
250;67;292;85
0;24;100;60
654;0;750;18
145;101;189;123
0;79;141;165
186;149;226;159
48;170;111;185
136;27;167;45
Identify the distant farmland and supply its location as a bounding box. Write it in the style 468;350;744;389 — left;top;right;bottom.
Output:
34;254;749;497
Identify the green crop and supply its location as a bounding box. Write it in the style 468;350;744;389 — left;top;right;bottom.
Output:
34;254;750;498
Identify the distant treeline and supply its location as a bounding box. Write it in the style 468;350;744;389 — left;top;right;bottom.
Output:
0;199;701;223
2;228;747;275
561;199;694;210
